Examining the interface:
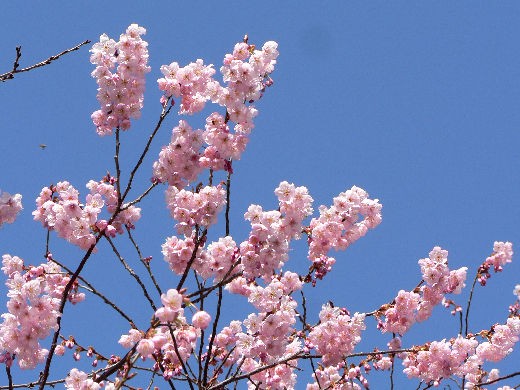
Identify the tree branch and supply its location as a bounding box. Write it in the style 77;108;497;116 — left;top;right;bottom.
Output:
1;40;90;82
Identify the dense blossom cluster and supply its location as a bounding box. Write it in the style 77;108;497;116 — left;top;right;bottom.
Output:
402;314;520;387
402;336;479;385
307;186;381;281
165;184;226;235
90;24;151;135
32;177;141;250
0;190;22;227
157;58;216;115
162;234;204;275
196;235;238;281
221;273;302;389
0;254;79;369
379;246;467;335
239;181;314;280
307;303;366;366
153;40;278;186
307;364;368;390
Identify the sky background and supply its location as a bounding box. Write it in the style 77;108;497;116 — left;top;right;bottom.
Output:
1;2;519;389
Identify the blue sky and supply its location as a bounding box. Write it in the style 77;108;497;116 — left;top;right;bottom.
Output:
1;2;519;389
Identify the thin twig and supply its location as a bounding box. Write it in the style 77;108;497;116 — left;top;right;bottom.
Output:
0;378;65;390
309;357;322;390
390;354;395;390
50;256;135;325
95;347;138;383
105;235;157;311
202;286;223;386
212;346;236;385
121;182;159;210
1;40;90;82
464;271;480;336
225;168;231;237
187;268;242;304
115;127;122;204
208;352;304;390
120;100;173;204
126;226;162;297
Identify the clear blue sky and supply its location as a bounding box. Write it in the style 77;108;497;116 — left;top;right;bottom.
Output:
1;2;519;388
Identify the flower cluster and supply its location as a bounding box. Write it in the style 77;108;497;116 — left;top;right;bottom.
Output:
65;368;102;390
32;177;140;250
220;41;278;134
379;246;467;335
307;186;381;278
158;40;278;133
307;364;368;390
86;177;141;234
197;236;238;281
476;317;520;362
161;236;199;275
402;336;479;385
306;303;366;367
90;24;151;135
119;289;204;378
0;254;80;369
153;40;278;186
158;58;217;114
152;120;204;188
229;274;302;389
165;184;226;235
32;181;101;250
402;314;520;387
478;241;513;286
239;182;313;280
0;190;22;227
200;112;248;171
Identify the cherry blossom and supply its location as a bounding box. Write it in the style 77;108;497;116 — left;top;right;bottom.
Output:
0;190;22;227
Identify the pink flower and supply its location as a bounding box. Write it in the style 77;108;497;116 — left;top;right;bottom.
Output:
0;190;23;227
192;311;211;329
137;338;155;359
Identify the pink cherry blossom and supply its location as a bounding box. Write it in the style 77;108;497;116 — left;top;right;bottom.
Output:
192;310;211;329
0;190;22;227
90;24;151;135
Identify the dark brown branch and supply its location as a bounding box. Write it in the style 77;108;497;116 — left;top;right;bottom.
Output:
202;286;223;386
5;365;12;390
477;371;520;386
225;168;231;237
1;40;90;82
38;234;103;390
115;127;122;204
0;378;65;389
